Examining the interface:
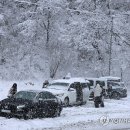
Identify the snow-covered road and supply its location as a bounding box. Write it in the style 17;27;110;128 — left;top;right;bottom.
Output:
0;81;130;130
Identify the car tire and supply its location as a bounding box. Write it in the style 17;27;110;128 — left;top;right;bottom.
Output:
53;107;61;117
24;109;35;119
6;114;13;119
111;92;120;100
64;97;69;107
43;109;49;118
94;101;99;108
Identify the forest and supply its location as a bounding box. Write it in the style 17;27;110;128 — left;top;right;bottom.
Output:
0;0;130;86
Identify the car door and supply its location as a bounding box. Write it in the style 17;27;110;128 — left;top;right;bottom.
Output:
67;83;77;104
43;92;58;116
81;83;90;102
37;92;57;117
87;80;95;99
36;92;48;115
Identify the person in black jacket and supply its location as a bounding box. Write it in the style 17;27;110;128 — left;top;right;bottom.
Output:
42;80;49;88
75;82;83;105
8;83;17;98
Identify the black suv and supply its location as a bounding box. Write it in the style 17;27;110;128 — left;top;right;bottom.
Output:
0;90;62;119
107;82;127;100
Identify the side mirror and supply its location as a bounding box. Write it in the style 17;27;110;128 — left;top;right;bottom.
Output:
68;88;75;91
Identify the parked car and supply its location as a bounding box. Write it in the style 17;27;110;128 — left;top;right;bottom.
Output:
86;77;127;100
107;82;127;100
43;78;90;107
86;78;107;100
100;76;127;99
0;90;62;119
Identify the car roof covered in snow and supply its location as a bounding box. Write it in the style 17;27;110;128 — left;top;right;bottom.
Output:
51;77;89;84
86;77;107;82
99;76;121;80
18;90;51;94
86;77;100;80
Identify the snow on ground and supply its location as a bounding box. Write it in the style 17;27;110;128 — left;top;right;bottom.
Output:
0;80;130;130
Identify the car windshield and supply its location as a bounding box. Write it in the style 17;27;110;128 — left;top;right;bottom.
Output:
48;82;69;89
14;91;37;100
108;82;125;89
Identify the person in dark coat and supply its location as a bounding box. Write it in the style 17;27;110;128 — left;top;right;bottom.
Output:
8;83;17;98
42;80;49;88
75;82;83;105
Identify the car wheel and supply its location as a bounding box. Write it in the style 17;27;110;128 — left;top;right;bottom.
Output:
24;109;34;119
6;114;13;119
94;101;99;108
54;107;61;117
64;97;69;107
111;92;120;100
42;109;49;118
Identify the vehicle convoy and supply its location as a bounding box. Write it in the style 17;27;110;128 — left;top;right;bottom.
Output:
0;90;62;119
43;78;91;106
86;76;127;100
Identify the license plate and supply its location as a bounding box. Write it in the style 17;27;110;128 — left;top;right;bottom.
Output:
1;109;11;113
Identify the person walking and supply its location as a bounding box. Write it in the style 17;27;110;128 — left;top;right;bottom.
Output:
42;80;49;88
8;83;17;98
94;83;104;108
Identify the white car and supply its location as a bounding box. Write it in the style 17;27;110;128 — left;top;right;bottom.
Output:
43;78;90;106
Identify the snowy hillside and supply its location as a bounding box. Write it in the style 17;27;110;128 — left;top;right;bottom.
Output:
0;81;130;130
0;0;130;86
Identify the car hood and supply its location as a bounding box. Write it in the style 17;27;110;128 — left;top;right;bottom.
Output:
0;98;33;106
43;88;66;95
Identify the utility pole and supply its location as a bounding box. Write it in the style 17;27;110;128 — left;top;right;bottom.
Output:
108;0;113;76
108;16;113;76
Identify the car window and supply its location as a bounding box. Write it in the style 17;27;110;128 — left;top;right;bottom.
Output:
15;91;36;100
108;82;120;86
69;83;76;89
96;81;105;87
88;80;94;86
38;93;47;100
45;92;56;99
81;83;88;89
37;92;56;100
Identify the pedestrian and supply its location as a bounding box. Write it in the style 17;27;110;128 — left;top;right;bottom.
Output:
42;80;49;88
8;83;17;98
93;83;104;108
75;82;83;105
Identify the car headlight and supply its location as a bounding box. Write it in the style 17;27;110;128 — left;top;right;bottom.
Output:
17;105;25;109
56;93;64;97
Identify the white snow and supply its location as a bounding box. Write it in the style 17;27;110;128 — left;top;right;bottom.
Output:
17;20;36;37
0;80;130;130
99;76;121;81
